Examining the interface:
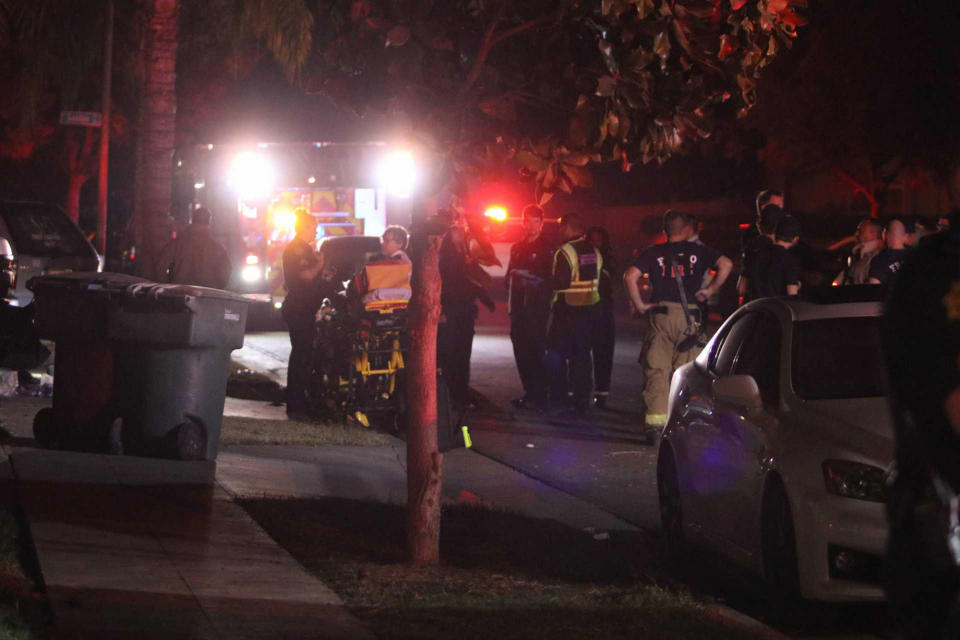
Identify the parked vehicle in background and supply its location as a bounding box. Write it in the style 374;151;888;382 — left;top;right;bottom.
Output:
657;287;892;602
0;201;100;306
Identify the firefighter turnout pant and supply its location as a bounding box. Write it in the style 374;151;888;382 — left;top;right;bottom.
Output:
545;303;599;411
642;302;702;427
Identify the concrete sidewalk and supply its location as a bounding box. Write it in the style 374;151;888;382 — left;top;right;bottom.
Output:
216;442;638;534
8;447;375;640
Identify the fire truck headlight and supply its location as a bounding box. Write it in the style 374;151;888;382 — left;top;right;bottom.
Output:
378;150;418;198
229;152;275;201
241;265;263;283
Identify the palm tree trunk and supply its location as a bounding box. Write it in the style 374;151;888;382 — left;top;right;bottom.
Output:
133;0;178;279
406;234;443;565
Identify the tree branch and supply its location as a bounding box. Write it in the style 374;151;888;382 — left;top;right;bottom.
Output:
490;13;555;47
463;13;501;92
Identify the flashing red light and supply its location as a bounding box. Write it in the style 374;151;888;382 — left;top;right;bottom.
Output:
484;205;508;222
738;223;751;229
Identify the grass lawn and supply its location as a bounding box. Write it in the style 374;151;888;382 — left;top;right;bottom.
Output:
241;497;765;640
220;415;393;447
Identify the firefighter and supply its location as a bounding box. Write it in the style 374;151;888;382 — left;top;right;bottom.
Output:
883;211;960;638
624;210;732;443
506;204;555;412
544;213;602;418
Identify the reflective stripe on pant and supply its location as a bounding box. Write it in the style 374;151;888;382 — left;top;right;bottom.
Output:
641;302;702;424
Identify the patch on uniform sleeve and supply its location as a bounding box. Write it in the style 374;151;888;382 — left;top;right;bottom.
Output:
943;282;960;321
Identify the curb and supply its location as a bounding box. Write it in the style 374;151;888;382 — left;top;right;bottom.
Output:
703;603;793;640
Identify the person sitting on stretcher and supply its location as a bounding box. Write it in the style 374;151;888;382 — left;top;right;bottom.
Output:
351;225;412;306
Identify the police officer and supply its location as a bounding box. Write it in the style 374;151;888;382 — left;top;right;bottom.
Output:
281;211;326;420
506;204;555;412
624;210;732;442
544;213;602;418
884;212;960;637
438;218;495;412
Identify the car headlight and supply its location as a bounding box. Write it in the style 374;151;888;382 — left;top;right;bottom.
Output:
822;460;886;502
241;265;262;282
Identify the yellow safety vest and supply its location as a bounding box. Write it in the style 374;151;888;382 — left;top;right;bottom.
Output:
552;239;602;307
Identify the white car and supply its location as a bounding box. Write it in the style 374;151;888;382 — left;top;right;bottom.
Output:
657;291;892;602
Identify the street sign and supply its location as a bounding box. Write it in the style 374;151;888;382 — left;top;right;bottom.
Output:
59;111;103;127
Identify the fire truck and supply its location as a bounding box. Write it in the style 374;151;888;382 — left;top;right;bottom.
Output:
176;141;416;308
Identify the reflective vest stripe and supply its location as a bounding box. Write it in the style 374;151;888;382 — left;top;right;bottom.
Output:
645;413;668;426
552;241;602;306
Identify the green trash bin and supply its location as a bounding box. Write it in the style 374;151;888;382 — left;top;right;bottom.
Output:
28;272;149;450
107;283;249;461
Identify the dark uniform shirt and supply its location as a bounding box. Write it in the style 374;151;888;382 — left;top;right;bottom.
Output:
750;244;800;298
439;235;482;318
281;237;322;328
633;240;721;304
742;234;774;301
598;250;616;303
506;233;555;313
868;248;908;285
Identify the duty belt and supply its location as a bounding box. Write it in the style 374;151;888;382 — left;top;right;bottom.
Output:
651;304;701;321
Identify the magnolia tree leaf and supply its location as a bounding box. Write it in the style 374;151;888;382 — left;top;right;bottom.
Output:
634;0;655;19
515;150;550;172
386;25;411;46
596;75;618;97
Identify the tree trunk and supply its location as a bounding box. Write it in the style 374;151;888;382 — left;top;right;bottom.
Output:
133;0;178;280
66;172;89;224
406;234;444;566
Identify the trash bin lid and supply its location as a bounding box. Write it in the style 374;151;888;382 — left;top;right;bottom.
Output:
28;271;149;293
122;282;251;304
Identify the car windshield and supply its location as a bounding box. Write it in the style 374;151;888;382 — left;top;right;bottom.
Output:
791;316;888;400
2;204;88;258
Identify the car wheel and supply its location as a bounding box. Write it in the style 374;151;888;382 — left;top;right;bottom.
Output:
657;449;684;559
762;479;801;614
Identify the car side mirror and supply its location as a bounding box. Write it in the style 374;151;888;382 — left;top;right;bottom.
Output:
713;375;762;410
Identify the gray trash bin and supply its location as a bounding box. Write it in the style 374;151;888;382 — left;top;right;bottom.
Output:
107;283;249;461
28;272;149;449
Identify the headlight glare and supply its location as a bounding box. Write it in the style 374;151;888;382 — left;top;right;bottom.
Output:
241;265;262;282
822;460;886;502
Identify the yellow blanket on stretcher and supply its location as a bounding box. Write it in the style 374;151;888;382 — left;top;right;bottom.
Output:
357;258;412;303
